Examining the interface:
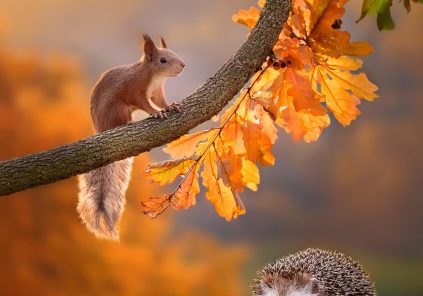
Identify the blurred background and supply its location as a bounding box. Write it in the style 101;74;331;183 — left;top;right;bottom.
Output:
0;0;422;295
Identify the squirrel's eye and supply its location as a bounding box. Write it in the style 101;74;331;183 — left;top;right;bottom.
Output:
160;57;167;64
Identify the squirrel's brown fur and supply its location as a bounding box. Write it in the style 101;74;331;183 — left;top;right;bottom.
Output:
77;35;185;240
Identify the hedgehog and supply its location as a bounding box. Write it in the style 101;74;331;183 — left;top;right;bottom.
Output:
252;248;376;296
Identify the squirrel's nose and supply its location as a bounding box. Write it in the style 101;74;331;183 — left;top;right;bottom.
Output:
180;62;185;68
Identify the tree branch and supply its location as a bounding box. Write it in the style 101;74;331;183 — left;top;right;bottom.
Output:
0;0;291;196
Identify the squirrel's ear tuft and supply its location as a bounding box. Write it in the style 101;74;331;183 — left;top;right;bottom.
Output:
160;37;167;49
143;34;157;61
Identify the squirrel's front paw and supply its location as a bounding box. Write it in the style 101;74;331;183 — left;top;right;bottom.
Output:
150;110;168;119
166;102;182;113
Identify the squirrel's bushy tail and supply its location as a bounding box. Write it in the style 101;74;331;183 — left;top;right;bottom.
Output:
77;157;134;240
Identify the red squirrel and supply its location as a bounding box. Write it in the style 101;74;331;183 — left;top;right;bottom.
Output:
78;35;185;239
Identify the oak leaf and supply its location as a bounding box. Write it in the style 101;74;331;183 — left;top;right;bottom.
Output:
142;0;380;220
172;164;201;209
232;6;260;30
164;129;217;158
316;65;378;126
144;158;196;186
220;148;260;192
309;0;373;57
201;148;246;221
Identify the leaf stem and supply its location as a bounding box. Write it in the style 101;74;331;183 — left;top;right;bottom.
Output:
143;65;271;217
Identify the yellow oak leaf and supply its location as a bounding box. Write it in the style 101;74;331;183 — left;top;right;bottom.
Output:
322;56;363;71
144;158;196;186
298;109;331;142
317;67;361;126
251;69;280;94
315;64;378;126
321;66;378;101
201;148;218;184
220;92;246;123
239;159;260;191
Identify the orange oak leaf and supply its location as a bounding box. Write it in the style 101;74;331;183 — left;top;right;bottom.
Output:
278;95;329;143
172;164;201;209
220;118;246;155
232;6;260;30
201;148;246;221
163;129;217;158
242;103;277;166
142;194;173;219
142;0;379;220
219;148;260;192
242;121;276;166
208;178;246;222
286;69;326;114
309;0;373;57
306;0;331;33
277;69;330;142
142;162;202;217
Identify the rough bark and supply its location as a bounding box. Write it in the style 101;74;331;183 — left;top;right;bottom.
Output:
0;0;291;196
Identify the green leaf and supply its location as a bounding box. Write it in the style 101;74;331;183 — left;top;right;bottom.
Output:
377;1;396;31
357;0;390;22
357;0;397;31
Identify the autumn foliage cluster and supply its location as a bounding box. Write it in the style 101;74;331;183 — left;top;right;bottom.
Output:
142;0;379;220
0;28;247;295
